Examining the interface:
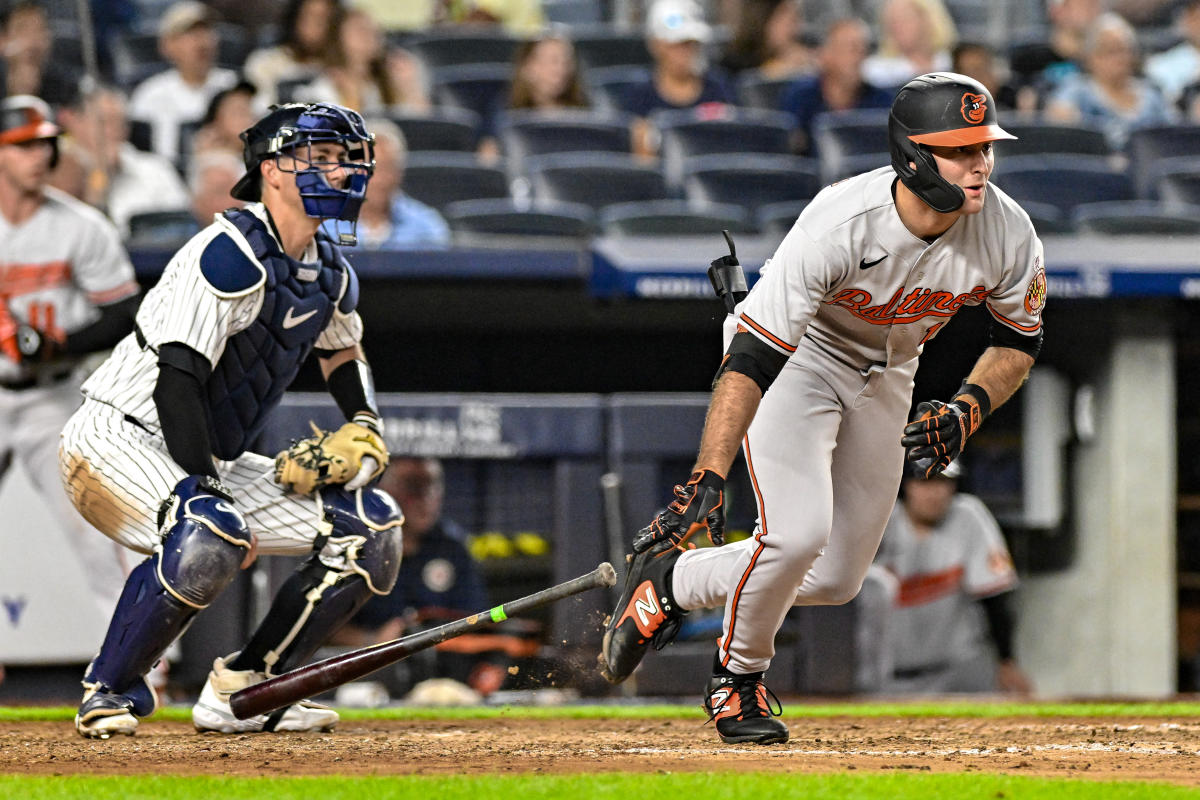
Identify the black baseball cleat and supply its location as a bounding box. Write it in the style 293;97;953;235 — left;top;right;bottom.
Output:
703;671;789;745
598;538;685;683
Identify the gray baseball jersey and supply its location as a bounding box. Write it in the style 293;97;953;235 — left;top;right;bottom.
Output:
670;167;1046;674
875;493;1018;673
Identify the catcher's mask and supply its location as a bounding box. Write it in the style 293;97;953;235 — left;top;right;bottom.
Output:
0;95;61;168
888;72;1015;214
231;102;375;244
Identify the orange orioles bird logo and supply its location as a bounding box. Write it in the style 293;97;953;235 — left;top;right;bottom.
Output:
1024;263;1047;315
961;92;987;124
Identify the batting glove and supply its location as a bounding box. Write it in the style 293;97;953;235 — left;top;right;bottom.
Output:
632;469;726;553
901;394;986;478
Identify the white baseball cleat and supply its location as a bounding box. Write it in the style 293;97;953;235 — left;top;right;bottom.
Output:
191;655;338;733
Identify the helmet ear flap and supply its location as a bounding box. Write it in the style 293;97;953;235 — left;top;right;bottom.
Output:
889;115;965;214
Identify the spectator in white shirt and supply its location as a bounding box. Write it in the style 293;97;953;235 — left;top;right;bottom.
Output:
127;2;238;163
1146;0;1200;106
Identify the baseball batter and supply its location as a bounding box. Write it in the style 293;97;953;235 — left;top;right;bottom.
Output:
600;73;1047;744
58;102;404;740
874;462;1031;694
0;95;140;620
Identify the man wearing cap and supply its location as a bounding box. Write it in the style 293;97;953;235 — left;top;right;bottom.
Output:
599;73;1046;743
127;1;239;163
0;95;140;626
625;0;736;157
871;461;1033;694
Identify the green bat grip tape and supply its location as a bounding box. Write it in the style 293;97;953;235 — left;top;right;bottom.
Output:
490;606;507;623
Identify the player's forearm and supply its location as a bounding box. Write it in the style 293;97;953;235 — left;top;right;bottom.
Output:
963;346;1035;412
319;344;380;424
693;370;762;477
63;295;139;355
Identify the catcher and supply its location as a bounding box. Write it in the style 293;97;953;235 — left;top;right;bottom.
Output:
58;102;404;739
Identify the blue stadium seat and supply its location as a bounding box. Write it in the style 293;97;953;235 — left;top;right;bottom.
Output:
402;152;511;210
432;63;513;134
499;110;632;178
737;73;796;110
1019;200;1076;235
408;30;520;69
756;200;810;235
683;153;822;215
992;120;1110;159
812;109;891;183
1158;169;1200;206
572;27;653;69
655;108;795;187
527;152;668;211
389;108;481;152
127;210;201;249
992;154;1134;215
1126;125;1200;198
1072;201;1200;235
585;65;652;114
442;198;595;239
598;200;754;236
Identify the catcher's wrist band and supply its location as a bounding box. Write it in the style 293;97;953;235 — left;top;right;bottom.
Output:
352;411;383;437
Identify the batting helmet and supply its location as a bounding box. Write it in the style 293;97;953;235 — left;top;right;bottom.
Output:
888;72;1015;213
231;102;374;227
0;95;60;146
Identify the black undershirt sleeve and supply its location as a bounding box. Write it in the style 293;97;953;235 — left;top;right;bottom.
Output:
154;342;217;479
324;357;379;420
63;294;140;355
980;592;1015;661
987;321;1043;360
715;331;790;395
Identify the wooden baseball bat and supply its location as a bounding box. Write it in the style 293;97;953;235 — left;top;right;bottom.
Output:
230;561;618;720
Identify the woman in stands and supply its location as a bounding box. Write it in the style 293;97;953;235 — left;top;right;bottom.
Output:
719;0;813;79
1045;12;1175;149
862;0;957;90
477;31;592;163
243;0;343;106
295;7;431;116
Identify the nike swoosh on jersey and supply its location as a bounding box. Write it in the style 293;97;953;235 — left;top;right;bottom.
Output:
282;306;318;329
859;255;888;270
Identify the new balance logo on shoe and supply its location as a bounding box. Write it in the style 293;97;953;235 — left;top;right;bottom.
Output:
633;584;660;628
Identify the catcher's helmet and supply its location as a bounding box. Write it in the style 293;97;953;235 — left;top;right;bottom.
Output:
888;72;1015;213
231;102;374;228
0;95;60;145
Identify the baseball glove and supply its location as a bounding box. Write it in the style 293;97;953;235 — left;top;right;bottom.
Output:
274;420;388;496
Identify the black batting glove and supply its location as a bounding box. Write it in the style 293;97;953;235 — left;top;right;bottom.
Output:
632;469;726;553
901;395;985;478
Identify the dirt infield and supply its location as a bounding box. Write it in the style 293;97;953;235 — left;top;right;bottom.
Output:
4;715;1200;784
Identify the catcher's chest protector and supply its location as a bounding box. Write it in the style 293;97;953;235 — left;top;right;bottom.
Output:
204;210;348;460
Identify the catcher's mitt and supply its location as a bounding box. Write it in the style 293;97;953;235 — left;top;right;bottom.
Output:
274;420;388;496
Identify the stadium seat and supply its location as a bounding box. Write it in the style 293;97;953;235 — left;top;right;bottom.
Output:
737;73;796;110
442;198;595;239
992;154;1134;215
527;152;669;211
655;108;794;187
432;64;513;138
572;27;653;69
389;108;481;152
213;22;254;71
683;153;823;215
1158;170;1200;206
992;120;1110;159
401;152;511;210
1126;125;1200;198
598;200;754;237
1071;201;1200;235
499;110;632;178
812;109;891;183
1019;200;1076;235
756;200;810;235
585;65;652;114
127;210;201;249
408;30;520;69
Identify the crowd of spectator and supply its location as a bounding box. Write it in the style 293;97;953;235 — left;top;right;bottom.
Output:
9;0;1200;247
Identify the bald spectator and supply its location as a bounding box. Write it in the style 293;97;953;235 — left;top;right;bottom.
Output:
0;1;76;107
127;2;238;162
188;151;245;227
52;85;191;238
779;18;892;156
341;118;449;250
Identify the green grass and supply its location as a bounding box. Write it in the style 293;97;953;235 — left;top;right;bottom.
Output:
5;699;1200;723
2;773;1199;800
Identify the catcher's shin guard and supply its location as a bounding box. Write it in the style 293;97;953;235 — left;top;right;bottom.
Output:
704;671;789;745
599;538;685;683
83;475;252;700
229;487;403;675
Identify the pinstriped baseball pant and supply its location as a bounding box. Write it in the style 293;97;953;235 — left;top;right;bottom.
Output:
671;338;915;675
